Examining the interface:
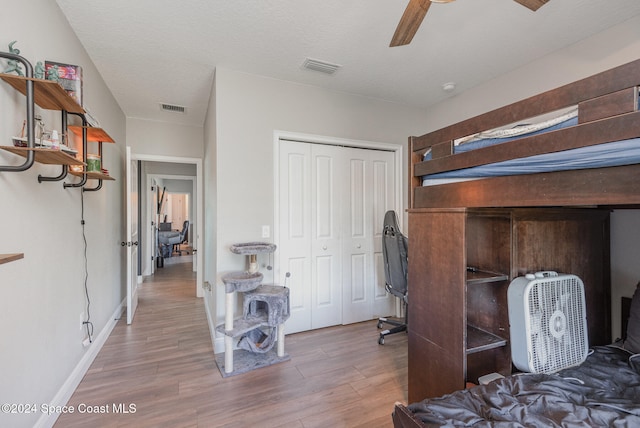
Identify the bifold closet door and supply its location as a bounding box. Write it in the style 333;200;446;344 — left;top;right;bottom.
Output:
278;141;342;333
278;140;395;334
278;141;313;333
341;147;395;324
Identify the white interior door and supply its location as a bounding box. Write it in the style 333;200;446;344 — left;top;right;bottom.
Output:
310;144;343;329
370;150;396;319
126;146;139;324
279;140;396;333
342;148;395;323
279;141;312;333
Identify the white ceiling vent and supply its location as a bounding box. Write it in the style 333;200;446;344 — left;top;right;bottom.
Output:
160;103;187;113
302;58;341;75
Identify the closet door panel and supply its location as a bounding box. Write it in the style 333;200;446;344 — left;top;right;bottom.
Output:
343;153;372;323
311;144;343;329
278;141;312;333
371;151;397;318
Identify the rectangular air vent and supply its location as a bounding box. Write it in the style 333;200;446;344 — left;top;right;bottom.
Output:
302;58;341;75
160;103;186;113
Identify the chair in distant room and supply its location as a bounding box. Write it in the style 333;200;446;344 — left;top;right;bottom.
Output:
377;210;409;345
172;220;189;255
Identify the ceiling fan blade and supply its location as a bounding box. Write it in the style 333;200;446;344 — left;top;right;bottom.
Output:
513;0;550;11
390;0;432;47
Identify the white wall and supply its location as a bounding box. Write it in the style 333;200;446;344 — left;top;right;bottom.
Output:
416;15;640;134
205;69;429;350
414;14;640;340
0;2;126;427
203;71;218;343
127;117;204;158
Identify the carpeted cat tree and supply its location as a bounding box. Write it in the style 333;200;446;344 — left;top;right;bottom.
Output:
215;242;290;377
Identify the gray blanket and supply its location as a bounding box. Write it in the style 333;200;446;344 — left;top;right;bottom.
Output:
407;346;640;427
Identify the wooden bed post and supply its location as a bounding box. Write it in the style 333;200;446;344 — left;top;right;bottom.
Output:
408;136;421;210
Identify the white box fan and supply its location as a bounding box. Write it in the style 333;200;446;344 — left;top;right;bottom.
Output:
508;271;589;374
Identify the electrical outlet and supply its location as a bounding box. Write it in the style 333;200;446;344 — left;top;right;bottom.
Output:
79;312;84;331
262;225;270;238
82;338;91;347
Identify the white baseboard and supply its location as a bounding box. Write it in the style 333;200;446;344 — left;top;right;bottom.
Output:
34;300;125;428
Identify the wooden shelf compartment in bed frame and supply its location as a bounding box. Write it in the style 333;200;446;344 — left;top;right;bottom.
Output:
466;268;510;354
408;58;640;210
407;207;610;402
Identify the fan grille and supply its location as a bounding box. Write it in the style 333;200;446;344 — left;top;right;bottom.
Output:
525;275;588;373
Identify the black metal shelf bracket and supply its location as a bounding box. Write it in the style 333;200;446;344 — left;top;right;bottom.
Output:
38;111;70;183
63;112;87;189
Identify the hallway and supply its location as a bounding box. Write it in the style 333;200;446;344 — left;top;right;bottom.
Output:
55;261;407;427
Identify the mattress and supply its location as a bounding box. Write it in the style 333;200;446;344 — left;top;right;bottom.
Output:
422;137;640;183
420;103;640;184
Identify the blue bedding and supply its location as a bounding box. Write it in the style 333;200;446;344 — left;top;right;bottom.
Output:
422;137;640;181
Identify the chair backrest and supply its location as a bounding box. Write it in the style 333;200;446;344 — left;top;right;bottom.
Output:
382;210;408;299
179;220;189;242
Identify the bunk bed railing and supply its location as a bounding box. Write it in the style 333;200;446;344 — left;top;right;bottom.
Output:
408;58;640;210
411;58;640;152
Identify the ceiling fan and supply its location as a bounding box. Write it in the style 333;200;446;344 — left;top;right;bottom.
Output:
390;0;550;47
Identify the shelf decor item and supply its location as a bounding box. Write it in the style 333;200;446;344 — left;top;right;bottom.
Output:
45;60;82;106
34;61;45;79
2;41;23;76
86;154;101;172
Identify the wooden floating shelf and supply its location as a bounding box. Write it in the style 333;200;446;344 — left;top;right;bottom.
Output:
69;170;115;181
0;253;24;265
0;146;84;165
68;125;115;143
0;74;84;114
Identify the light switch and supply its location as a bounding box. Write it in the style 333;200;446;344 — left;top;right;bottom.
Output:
262;225;270;238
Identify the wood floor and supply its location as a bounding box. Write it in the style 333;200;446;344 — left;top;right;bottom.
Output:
55;262;408;428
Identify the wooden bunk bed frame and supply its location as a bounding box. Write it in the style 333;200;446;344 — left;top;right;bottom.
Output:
397;58;640;428
409;58;640;210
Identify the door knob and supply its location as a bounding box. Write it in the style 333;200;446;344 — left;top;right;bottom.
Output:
322;246;327;250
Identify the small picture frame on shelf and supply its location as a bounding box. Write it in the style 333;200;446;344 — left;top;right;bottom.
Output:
44;60;83;106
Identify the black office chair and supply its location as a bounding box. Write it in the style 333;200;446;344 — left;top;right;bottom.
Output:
377;210;408;345
172;220;189;255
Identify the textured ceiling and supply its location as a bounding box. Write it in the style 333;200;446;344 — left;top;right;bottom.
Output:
55;0;640;126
